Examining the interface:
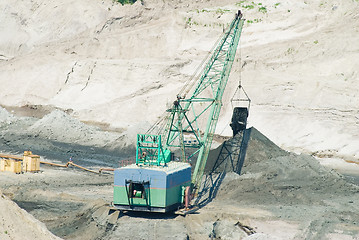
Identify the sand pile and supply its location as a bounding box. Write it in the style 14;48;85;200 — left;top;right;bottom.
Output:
0;108;134;167
205;128;288;174
29;110;99;143
26;109;147;153
26;109;126;150
203;128;359;239
0;190;60;240
219;154;352;205
208;127;359;206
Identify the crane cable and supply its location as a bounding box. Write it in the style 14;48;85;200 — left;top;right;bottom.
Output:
219;30;243;136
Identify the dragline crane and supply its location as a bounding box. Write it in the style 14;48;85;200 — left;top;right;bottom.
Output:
113;10;245;213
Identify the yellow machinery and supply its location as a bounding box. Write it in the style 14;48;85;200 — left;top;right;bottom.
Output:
0;151;40;173
0;158;22;174
23;151;40;172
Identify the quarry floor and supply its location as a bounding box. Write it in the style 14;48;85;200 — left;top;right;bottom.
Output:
0;163;358;240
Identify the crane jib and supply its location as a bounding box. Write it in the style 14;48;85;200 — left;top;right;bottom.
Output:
163;12;244;192
188;13;244;191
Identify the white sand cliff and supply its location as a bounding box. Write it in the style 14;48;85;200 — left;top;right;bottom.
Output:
1;0;358;161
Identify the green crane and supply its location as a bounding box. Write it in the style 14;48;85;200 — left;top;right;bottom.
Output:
164;10;244;192
113;10;245;212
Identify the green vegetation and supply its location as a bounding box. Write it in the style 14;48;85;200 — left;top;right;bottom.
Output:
185;17;199;26
243;4;255;9
186;17;192;25
235;0;247;6
314;40;319;44
286;47;294;54
246;18;262;24
115;0;137;5
258;6;267;13
195;9;210;13
216;8;231;14
236;1;268;13
274;3;281;8
194;8;231;14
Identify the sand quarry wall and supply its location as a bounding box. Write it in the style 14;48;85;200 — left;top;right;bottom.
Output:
0;0;358;162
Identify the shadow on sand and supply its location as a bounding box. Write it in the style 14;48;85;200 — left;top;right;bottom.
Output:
195;128;252;208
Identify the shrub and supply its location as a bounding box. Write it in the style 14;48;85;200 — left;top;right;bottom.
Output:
258;6;267;13
116;0;137;5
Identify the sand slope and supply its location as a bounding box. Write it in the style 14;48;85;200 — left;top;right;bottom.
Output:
0;0;358;162
0;190;61;240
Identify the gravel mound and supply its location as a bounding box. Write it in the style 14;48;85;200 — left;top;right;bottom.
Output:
202;127;359;238
28;110;99;144
214;128;358;206
0;108;133;166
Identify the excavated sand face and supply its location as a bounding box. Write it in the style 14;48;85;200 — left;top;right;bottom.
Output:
0;0;358;162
